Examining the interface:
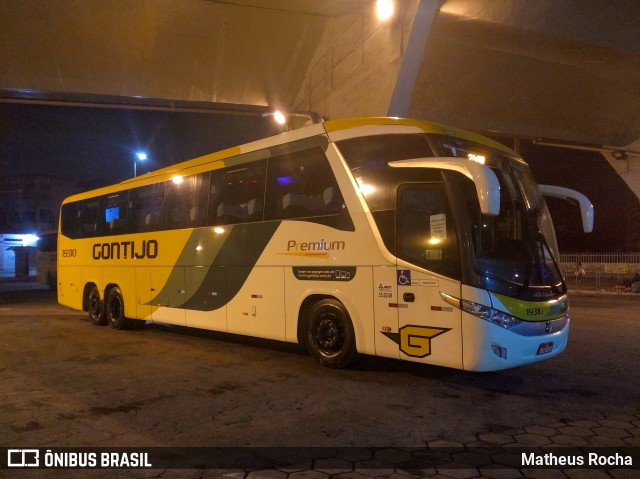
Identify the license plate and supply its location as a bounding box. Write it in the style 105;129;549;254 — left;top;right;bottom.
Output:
536;342;554;355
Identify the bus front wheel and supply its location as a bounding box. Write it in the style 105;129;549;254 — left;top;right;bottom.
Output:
88;285;107;326
305;298;356;369
106;287;129;330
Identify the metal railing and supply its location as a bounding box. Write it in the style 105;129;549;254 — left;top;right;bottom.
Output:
560;253;640;295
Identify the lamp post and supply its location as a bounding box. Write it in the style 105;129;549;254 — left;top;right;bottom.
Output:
134;151;147;177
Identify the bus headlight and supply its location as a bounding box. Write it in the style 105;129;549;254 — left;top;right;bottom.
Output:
461;300;522;329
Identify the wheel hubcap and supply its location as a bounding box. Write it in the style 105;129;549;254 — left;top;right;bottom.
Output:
316;316;343;352
89;294;100;316
109;298;121;320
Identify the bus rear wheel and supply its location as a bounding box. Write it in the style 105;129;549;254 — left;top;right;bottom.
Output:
305;298;356;369
106;287;130;330
88;285;106;326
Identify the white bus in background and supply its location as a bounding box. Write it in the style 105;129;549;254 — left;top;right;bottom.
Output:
36;230;57;289
57;117;593;371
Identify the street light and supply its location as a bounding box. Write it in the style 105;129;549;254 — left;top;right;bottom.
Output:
376;0;394;20
134;151;147;177
273;110;287;125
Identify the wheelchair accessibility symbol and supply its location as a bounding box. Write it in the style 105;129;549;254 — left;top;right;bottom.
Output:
397;269;411;286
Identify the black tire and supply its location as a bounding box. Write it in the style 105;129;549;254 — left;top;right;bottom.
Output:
105;286;129;330
88;285;107;326
305;298;356;369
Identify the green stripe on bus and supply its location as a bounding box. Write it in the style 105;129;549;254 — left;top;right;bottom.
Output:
148;221;281;311
493;293;569;321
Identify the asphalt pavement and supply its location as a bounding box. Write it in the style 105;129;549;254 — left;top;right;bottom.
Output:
1;281;638;479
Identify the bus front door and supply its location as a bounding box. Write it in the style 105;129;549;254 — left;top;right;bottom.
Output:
395;269;462;368
395;184;463;368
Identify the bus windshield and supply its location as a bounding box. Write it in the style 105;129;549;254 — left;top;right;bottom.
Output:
336;133;566;300
431;135;565;300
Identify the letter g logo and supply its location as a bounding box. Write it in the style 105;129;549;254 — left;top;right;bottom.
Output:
399;325;450;358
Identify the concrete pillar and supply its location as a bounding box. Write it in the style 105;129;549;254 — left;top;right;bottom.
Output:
292;1;423;120
603;141;640;203
387;0;444;117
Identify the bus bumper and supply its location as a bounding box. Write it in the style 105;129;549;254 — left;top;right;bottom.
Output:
461;312;570;372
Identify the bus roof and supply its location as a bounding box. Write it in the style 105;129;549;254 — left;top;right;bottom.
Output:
62;117;516;204
323;117;514;154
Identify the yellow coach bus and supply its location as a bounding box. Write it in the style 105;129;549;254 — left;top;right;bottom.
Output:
57;117;593;371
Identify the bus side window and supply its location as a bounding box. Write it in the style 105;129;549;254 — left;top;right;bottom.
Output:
77;198;100;238
163;173;208;230
60;202;79;238
127;183;164;233
101;191;129;236
265;147;344;220
207;161;266;226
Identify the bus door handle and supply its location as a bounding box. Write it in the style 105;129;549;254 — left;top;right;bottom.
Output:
403;292;415;303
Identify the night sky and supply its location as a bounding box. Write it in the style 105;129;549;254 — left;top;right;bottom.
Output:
0;103;282;186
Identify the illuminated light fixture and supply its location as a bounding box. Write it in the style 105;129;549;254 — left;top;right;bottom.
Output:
468;153;486;164
196;245;203;251
376;0;394;21
171;175;184;184
213;227;225;234
428;238;442;245
360;184;376;196
22;234;39;247
356;177;376;197
261;110;321;129
134;151;148;177
273;110;287;125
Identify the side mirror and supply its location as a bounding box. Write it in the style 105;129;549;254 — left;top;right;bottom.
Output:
389;157;501;216
539;185;594;233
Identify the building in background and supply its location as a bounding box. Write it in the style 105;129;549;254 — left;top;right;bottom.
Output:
0;174;80;233
0;174;81;276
